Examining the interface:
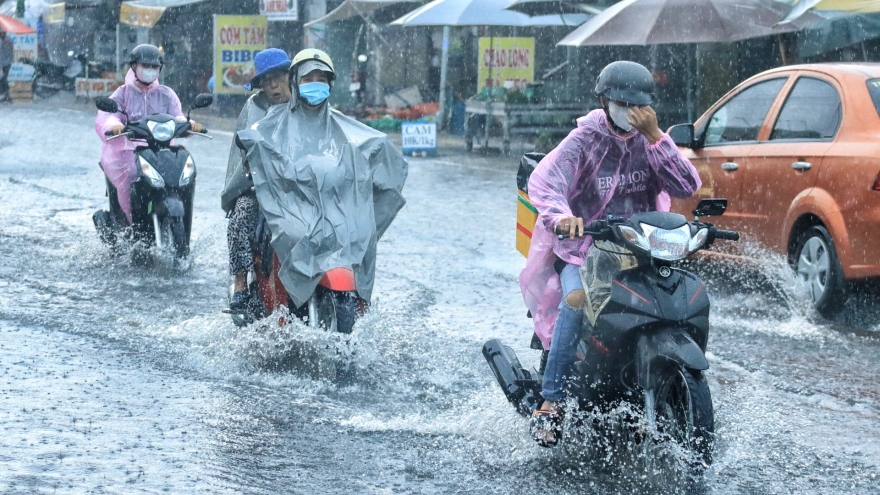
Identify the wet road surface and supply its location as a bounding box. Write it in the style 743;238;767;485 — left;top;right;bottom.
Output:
1;106;878;494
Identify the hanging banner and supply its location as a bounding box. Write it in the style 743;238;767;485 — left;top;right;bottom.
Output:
119;3;166;29
260;0;299;21
44;2;65;23
213;15;267;95
477;37;534;91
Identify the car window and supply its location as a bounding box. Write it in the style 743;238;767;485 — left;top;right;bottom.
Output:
865;78;880;117
700;78;786;145
770;77;841;140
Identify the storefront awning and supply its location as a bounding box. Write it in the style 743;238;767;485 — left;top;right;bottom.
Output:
119;0;208;28
304;0;420;27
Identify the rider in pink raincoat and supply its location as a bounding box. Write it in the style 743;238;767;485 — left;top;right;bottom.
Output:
94;44;202;222
522;61;701;447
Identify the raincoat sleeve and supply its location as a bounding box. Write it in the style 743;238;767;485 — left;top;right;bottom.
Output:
95;86;127;137
645;134;701;198
367;140;408;239
527;129;590;232
221;96;259;212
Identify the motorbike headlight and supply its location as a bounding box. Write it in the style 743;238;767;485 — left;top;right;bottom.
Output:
147;120;176;142
138;156;165;188
179;155;196;186
639;223;691;261
688;228;709;253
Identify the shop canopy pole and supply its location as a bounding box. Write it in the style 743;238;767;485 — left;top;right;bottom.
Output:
438;25;450;131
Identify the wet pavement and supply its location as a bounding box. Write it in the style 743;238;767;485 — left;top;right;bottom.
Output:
0;101;878;494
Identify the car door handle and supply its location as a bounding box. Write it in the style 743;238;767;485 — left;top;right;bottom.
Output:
721;162;739;171
792;161;811;171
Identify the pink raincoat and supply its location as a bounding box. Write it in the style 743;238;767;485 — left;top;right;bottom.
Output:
94;69;184;221
520;109;701;349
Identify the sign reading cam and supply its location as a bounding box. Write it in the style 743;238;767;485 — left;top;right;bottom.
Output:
402;122;437;156
213;15;268;95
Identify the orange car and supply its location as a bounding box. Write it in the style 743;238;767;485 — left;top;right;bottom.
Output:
668;63;880;318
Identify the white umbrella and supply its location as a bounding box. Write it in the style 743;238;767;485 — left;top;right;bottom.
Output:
391;0;589;130
390;0;588;26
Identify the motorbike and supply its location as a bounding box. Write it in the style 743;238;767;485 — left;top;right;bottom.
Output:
19;51;102;99
91;93;213;262
225;139;368;333
483;198;739;470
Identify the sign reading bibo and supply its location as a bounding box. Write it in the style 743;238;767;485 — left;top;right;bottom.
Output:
402;122;437;157
213;15;268;95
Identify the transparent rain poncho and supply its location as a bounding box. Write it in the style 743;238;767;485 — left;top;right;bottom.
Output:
237;100;408;308
221;91;271;213
95;69;184;221
519;109;701;349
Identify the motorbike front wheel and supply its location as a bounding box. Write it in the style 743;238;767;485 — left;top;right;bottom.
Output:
653;367;714;469
32;75;60;99
158;216;189;259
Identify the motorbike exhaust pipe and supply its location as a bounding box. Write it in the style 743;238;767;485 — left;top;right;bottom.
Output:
482;339;540;417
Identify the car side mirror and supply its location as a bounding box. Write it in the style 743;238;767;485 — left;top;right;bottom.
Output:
95;96;119;113
192;93;213;109
668;123;695;148
693;198;727;218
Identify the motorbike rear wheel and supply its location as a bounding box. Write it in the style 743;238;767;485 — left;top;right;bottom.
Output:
313;288;359;334
653;367;714;469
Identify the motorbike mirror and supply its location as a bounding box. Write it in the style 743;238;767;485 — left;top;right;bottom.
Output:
95;96;119;113
192;93;213;109
693;198;727;218
667;123;695;148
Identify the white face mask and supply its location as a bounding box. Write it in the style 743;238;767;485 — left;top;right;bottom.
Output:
137;67;159;84
608;101;633;132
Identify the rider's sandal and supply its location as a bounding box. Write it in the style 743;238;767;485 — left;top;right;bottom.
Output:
530;408;564;448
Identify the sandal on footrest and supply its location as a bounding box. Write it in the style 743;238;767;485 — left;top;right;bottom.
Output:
530;409;564;448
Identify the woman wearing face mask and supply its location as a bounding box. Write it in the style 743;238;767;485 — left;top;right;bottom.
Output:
233;49;408;317
94;44;203;224
520;60;702;447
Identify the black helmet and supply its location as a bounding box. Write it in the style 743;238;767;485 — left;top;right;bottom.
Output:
130;44;164;67
594;61;654;106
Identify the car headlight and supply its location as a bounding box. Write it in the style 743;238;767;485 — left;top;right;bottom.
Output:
138;156;165;188
147;120;176;142
179;155;195;186
639;223;691;261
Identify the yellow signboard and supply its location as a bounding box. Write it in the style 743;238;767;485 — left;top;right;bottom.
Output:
213;15;268;95
120;3;166;29
478;37;534;91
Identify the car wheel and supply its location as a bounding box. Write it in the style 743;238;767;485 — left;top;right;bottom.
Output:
794;225;848;317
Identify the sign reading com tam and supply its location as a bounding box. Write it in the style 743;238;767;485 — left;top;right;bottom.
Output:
213;15;268;95
478;37;534;91
402;122;437;157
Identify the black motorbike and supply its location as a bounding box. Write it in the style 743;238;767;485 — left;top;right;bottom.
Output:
92;93;213;262
483;199;738;471
19;51;99;99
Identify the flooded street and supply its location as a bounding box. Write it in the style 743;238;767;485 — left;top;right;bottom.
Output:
1;106;878;494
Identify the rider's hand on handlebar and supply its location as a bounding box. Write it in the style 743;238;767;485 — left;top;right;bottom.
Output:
557;216;585;239
110;124;125;136
627;106;663;144
190;121;204;133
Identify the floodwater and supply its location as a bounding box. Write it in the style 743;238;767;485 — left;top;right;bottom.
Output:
0;105;878;494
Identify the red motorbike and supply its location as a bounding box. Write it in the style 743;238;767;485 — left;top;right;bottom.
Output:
225;212;368;333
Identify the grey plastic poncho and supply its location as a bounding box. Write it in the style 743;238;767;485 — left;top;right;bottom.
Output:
221;92;272;212
237;101;408;307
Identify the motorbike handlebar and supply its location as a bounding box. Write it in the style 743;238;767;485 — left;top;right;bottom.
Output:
553;220;607;239
714;229;740;241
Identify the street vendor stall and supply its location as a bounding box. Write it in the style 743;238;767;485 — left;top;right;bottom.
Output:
464;97;583;154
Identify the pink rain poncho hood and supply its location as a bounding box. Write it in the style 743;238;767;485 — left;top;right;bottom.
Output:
520;109;701;349
94;69;184;221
